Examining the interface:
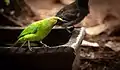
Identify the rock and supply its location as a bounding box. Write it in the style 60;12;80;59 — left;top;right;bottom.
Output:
25;0;75;19
60;0;75;5
105;41;120;52
80;0;120;36
85;23;108;36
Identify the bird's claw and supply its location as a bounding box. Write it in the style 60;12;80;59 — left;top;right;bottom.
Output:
40;41;50;48
64;26;73;33
42;44;50;48
28;46;33;51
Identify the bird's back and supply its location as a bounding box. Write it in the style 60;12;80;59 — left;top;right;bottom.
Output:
18;19;54;42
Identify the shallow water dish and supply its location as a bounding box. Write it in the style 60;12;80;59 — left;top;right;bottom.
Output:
0;26;83;70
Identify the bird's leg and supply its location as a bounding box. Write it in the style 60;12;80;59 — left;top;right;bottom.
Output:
40;41;49;47
14;41;27;52
28;40;33;51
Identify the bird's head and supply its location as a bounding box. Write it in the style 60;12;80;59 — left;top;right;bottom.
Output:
48;16;68;25
76;0;89;10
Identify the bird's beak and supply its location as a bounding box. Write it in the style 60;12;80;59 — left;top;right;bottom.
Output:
61;20;68;23
56;19;68;25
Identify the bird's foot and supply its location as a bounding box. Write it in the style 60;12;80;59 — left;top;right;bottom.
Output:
28;41;33;52
64;26;73;33
40;41;50;48
43;44;50;48
28;46;33;51
66;28;72;33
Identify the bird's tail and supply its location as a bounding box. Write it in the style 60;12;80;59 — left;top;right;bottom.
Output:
10;39;20;47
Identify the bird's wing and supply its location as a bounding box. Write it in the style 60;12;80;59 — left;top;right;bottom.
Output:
18;23;38;38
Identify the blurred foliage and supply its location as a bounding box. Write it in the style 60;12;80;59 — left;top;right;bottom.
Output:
4;0;10;6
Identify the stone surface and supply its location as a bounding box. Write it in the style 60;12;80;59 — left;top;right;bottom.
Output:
81;0;120;36
25;0;75;19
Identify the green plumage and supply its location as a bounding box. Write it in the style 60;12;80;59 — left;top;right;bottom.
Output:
12;16;64;51
18;19;50;42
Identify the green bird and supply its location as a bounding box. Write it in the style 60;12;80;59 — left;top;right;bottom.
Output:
12;16;66;51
